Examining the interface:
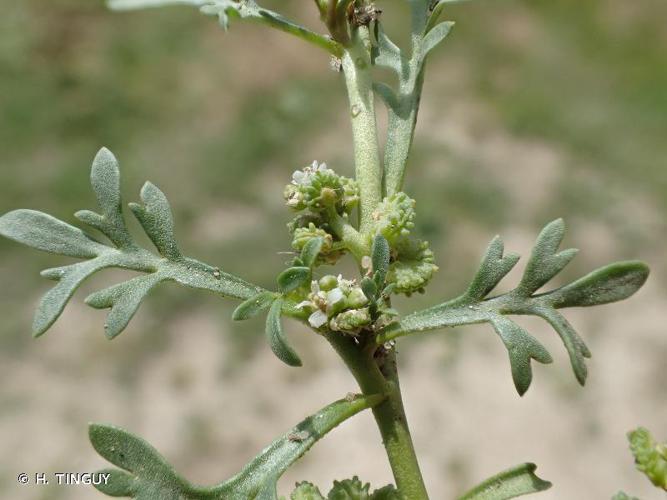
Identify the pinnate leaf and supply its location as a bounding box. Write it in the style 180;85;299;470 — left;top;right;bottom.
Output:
379;219;649;394
0;148;263;339
91;395;384;499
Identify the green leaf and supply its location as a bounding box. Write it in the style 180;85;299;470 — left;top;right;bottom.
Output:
372;83;401;114
94;468;137;497
108;0;341;55
301;237;324;269
422;21;455;56
489;316;553;396
91;395;383;499
232;291;277;321
90;423;215;500
216;394;385;498
378;219;650;394
33;259;116;337
85;274;165;339
372;23;404;75
371;235;390;288
277;267;312;294
0;148;263;338
543;261;649;308
266;298;302;367
517;219;578;296
0;210;107;258
361;277;378;301
531;307;590;385
458;463;552;500
464;236;519;302
129;182;182;261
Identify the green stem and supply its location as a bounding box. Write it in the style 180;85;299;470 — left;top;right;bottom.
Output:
326;333;429;499
326;206;370;260
342;27;383;234
249;7;343;56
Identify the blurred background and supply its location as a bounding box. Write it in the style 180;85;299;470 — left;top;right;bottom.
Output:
0;0;665;498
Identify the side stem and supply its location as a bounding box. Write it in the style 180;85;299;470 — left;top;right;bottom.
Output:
326;333;429;499
341;27;383;234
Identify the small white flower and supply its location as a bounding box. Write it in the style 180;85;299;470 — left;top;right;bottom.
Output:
292;170;307;185
326;287;345;306
308;310;328;328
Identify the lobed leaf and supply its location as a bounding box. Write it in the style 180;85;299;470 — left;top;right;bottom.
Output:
33;258;116;337
91;395;384;499
464;236;519;302
489;316;553;396
516;219;578;296
85;274;165;339
0;148;263;339
372;23;404;75
378;219;650;394
458;463;551;500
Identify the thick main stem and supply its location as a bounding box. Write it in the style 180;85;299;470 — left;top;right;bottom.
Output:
341;27;383;234
326;334;429;499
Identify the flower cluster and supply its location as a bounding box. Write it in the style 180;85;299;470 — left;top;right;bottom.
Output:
284;162;359;268
296;274;381;335
284;161;359;215
629;427;667;490
373;192;416;244
291;223;345;266
371;192;438;295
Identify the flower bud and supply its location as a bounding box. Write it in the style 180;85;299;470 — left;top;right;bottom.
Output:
372;192;416;245
318;274;339;291
329;308;371;334
386;239;439;295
